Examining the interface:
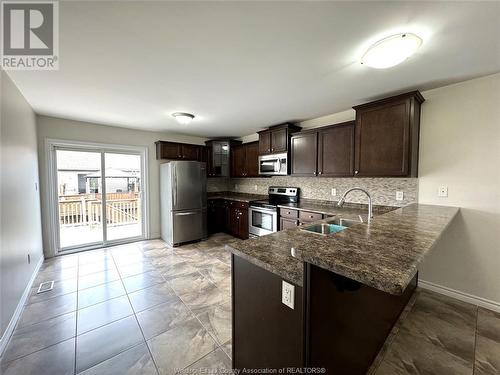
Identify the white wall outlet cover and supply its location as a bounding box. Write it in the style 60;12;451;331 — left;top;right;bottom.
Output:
282;280;295;309
331;188;337;196
438;186;448;197
396;191;404;201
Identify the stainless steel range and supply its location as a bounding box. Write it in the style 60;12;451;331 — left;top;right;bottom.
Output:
248;187;299;237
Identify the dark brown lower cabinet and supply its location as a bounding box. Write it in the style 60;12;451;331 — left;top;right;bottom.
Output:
280;217;299;230
306;265;417;374
207;199;248;239
228;205;248;239
208;199;227;235
231;256;418;373
232;255;304;369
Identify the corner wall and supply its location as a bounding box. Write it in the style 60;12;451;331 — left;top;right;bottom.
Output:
0;71;44;347
418;73;500;308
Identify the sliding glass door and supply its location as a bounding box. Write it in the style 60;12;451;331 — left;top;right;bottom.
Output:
54;146;145;253
104;153;142;241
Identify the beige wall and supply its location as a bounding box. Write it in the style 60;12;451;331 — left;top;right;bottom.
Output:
0;71;44;345
36;115;207;257
418;74;500;306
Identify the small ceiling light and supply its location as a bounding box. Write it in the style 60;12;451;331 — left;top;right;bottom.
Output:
361;33;422;69
172;112;195;125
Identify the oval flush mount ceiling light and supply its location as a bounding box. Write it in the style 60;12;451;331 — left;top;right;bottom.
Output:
361;33;422;69
172;112;195;125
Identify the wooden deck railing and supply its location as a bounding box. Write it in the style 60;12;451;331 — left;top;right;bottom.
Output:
59;193;140;226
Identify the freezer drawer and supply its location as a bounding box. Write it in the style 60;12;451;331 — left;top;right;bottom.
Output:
172;209;207;246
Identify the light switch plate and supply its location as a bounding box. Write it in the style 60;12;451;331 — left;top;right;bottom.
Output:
396;191;404;201
438;186;448;197
331;188;337;196
282;280;295;309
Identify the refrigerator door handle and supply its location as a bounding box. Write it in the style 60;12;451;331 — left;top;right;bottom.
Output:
173;164;177;207
174;211;199;216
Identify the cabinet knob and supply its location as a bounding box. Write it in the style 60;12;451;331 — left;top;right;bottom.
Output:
309;215;314;218
313;172;317;176
355;170;359;175
318;171;322;175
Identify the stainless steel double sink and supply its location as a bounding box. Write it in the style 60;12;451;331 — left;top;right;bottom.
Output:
300;217;363;235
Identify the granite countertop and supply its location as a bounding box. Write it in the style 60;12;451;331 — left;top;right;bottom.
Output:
207;192;267;203
226;203;459;295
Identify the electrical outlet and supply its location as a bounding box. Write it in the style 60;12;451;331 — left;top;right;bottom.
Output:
438;186;448;197
396;191;404;201
331;188;337;196
282;280;295;309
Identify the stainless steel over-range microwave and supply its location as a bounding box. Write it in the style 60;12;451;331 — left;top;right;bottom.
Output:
258;153;288;175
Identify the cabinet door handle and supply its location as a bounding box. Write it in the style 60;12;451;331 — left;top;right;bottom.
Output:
309;215;314;218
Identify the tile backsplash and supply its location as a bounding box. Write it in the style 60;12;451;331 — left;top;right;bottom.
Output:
208;176;418;207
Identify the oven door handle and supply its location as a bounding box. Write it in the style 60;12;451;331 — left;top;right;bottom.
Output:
250;207;277;213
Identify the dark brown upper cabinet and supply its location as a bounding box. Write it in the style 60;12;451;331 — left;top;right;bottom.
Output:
258;130;272;154
290;131;318;176
291;121;355;177
231;141;259;178
353;91;424;177
258;123;301;155
181;144;201;161
318;121;355;177
155;141;202;161
231;144;246;177
244;142;260;177
205;139;242;177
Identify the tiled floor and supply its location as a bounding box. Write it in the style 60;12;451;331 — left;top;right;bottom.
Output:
1;234;499;375
0;233;237;375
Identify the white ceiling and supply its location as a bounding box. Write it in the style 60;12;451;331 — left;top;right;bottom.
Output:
8;1;500;138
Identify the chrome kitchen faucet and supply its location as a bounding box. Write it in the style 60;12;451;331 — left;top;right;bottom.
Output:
337;187;373;223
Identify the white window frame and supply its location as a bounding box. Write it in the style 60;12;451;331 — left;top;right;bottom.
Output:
45;138;150;256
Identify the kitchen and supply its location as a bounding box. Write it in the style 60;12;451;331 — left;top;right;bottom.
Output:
153;88;494;373
1;2;499;375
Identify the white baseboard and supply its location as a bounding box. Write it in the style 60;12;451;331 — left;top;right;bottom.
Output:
149;232;161;239
419;279;500;313
0;256;44;356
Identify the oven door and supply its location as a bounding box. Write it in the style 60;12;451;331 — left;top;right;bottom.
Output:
249;207;277;236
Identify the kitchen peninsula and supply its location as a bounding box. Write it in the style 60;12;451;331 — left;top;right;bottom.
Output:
226;203;459;374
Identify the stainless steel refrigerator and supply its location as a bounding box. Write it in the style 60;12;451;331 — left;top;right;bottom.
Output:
160;161;207;246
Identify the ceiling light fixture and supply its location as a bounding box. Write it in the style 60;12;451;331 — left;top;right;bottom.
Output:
361;33;422;69
172;112;195;125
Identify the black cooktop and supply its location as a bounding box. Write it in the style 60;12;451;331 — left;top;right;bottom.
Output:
250;187;299;209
